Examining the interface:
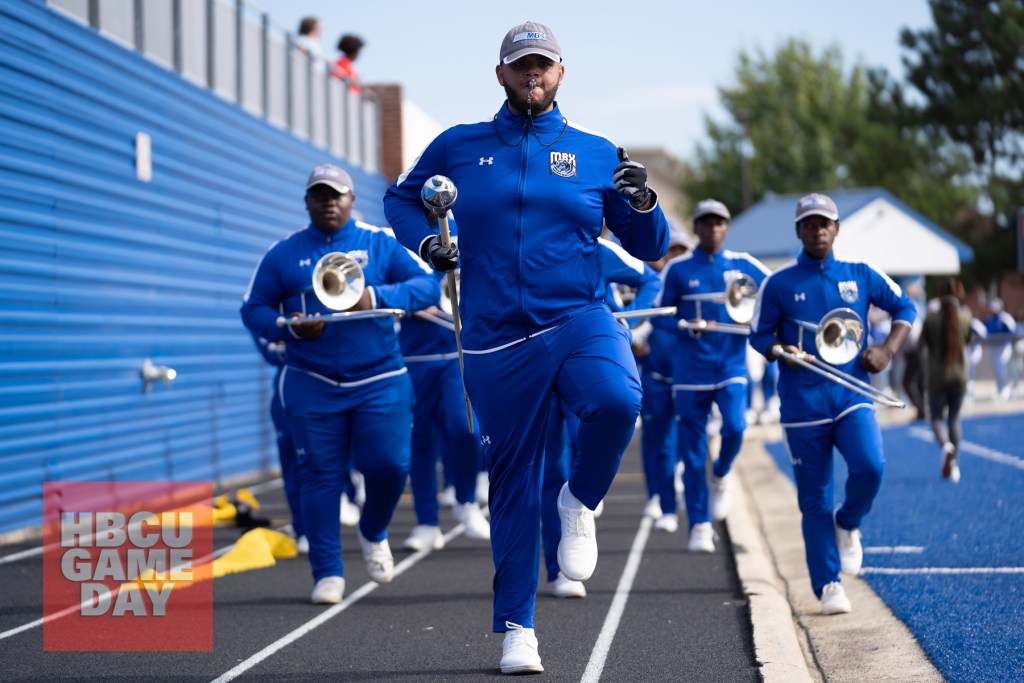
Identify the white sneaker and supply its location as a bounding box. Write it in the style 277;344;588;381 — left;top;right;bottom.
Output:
941;442;961;484
339;495;360;527
500;622;543;674
654;513;679;533
476;471;490;507
310;575;345;604
820;581;852;615
551;571;587;598
687;522;715;553
454;502;491;540
359;534;394;584
439;485;457;508
593;499;605;519
709;473;733;521
643;494;663;519
295;535;309;555
835;522;863;576
556;483;598;581
403;524;444;551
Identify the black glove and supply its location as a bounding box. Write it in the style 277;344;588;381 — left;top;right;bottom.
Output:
613;147;651;208
422;235;459;272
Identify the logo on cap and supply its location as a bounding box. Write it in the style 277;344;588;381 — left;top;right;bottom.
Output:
514;31;547;43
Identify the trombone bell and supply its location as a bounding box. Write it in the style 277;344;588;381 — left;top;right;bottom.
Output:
724;273;758;325
312;252;365;311
814;308;864;365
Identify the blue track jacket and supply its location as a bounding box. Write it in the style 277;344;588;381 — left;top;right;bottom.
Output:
597;237;661;327
652;248;770;388
383;102;669;351
749;251;915;424
240;220;438;383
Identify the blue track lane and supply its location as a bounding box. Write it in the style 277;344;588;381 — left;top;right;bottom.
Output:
763;411;1024;683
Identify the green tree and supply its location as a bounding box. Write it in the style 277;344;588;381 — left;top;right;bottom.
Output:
900;0;1024;280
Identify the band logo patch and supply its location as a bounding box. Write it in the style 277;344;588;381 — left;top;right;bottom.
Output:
549;151;577;178
838;280;859;303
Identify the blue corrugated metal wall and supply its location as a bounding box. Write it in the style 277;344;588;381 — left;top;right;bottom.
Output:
0;0;389;535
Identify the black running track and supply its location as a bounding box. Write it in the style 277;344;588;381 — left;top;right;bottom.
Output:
0;437;760;682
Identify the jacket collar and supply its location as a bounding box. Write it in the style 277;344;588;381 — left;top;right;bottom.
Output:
494;101;567;136
306;219;353;244
797;249;837;269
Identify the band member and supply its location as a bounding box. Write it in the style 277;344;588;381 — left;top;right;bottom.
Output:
749;193;915;615
631;231;693;526
383;22;669;674
241;164;438;604
652;199;770;551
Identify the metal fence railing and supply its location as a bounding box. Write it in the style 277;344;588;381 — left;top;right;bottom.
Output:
47;0;380;173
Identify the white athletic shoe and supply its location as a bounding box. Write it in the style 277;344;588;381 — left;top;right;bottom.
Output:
339;495;361;528
439;485;457;508
455;502;491;540
835;522;863;576
654;513;679;533
476;471;490;507
500;623;543;674
687;522;715;553
359;534;394;584
295;535;309;555
556;483;598;581
551;572;587;599
403;524;444;551
643;494;663;519
820;581;852;615
310;575;345;604
709;473;734;521
942;442;961;484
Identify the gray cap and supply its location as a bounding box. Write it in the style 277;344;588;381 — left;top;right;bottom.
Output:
794;193;838;222
500;22;561;64
306;164;354;195
669;230;695;250
692;199;731;222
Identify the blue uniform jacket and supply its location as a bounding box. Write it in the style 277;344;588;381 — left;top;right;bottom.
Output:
652;248;770;388
383;102;669;351
750;251;916;424
240;220;438;384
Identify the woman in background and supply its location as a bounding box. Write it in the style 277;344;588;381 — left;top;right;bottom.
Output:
918;278;973;483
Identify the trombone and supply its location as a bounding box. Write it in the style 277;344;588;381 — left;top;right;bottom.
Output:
276;252;405;328
775;308;905;408
677;273;758;336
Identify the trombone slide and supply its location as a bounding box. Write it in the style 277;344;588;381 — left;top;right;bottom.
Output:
276;308;405;327
613;306;677;320
775;349;906;408
677;319;751;335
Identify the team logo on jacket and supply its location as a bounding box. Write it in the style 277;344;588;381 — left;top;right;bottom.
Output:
838;280;859;303
347;250;369;268
549;151;577;178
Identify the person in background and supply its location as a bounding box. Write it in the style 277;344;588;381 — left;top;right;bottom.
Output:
295;16;326;62
984;297;1018;400
631;231;692;528
332;34;365;93
651;199;770;552
241;164;438;605
750;192;915;616
918;277;972;483
383;21;669;674
966;316;987;400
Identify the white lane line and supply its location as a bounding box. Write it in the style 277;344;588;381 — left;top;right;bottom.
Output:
580;516;653;683
0;527;279;641
210;525;466;683
907;427;1024;470
864;546;925;554
0;480;286;567
862;566;1024;575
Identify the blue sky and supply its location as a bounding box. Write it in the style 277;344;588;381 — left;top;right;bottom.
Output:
257;0;933;162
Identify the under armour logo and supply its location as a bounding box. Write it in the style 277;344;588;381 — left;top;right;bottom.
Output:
688;279;700;288
479;157;494;165
794;292;806;301
299;258;311;267
481;435;491;445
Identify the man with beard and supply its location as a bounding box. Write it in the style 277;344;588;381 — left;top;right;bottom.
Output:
384;22;669;675
241;164;438;606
